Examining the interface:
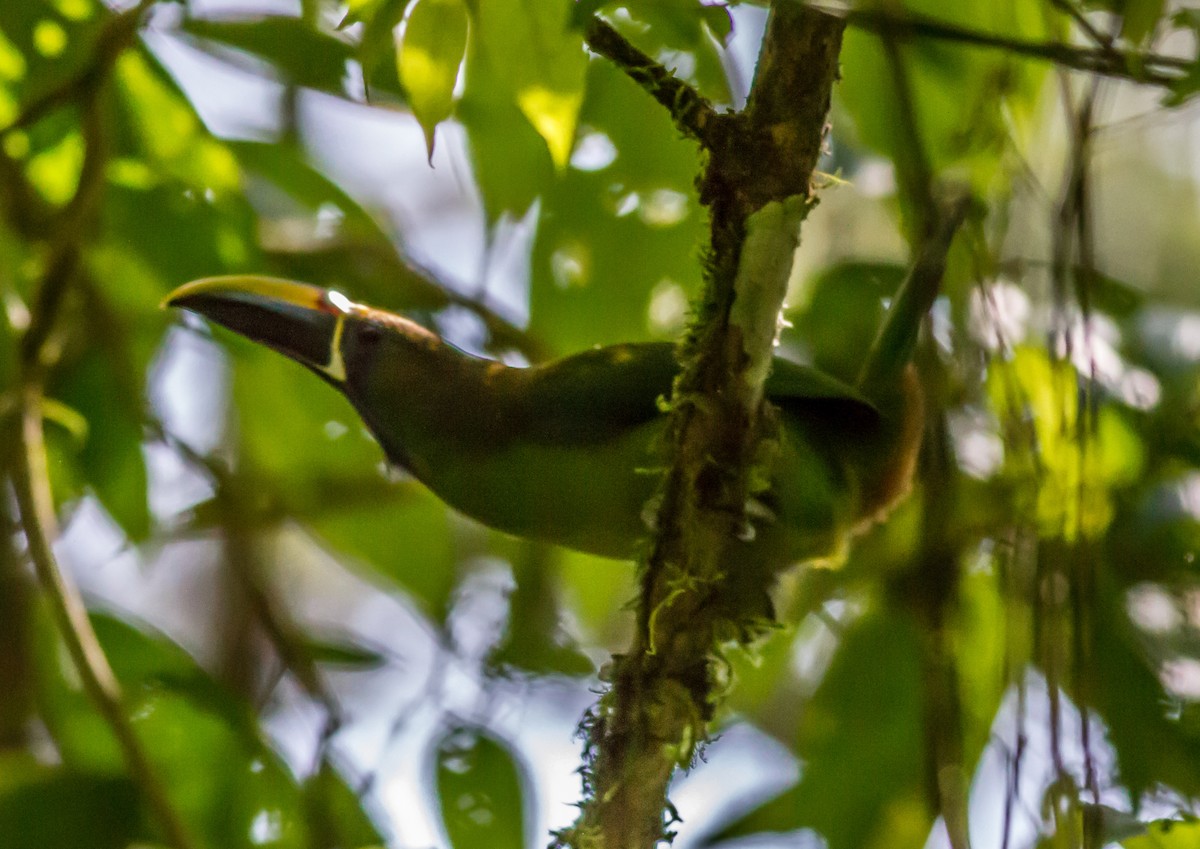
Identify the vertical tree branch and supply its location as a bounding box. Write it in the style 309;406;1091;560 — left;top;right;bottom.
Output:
564;6;846;847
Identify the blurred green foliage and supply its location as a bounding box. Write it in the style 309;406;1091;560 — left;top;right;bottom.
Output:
4;1;1200;848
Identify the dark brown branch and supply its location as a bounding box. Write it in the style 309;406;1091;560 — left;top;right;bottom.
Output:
582;16;720;147
829;4;1184;87
19;93;108;369
1048;0;1116;53
564;6;846;848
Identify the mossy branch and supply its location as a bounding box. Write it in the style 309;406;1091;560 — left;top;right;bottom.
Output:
582;16;721;148
563;5;846;848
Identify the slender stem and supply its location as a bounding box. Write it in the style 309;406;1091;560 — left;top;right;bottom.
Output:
1049;0;1115;53
2;2;197;843
19;93;107;369
582;16;720;148
828;4;1184;87
856;18;972;392
12;386;200;849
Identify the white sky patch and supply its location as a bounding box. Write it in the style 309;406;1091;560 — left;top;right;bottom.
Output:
1162;657;1200;701
1169;313;1200;360
969;281;1030;351
853;158;897;198
570;130;617;172
1173;472;1200;519
613;190;640;218
1127;583;1183;633
648;279;688;333
1119;367;1162;410
639;188;690;227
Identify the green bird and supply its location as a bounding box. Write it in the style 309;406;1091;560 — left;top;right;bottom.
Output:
165;276;923;566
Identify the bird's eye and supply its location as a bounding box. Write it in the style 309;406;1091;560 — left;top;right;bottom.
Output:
357;321;382;347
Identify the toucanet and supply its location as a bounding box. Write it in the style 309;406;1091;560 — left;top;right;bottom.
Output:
165;276;925;565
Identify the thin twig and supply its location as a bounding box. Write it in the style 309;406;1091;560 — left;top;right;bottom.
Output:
11;387;200;849
1049;0;1116;53
825;4;1185;88
582;16;721;148
879;25;937;239
1054;39;1108;830
19;95;108;369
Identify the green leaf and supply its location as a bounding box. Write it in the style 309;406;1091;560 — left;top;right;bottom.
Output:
32;607;313;849
1088;573;1200;800
458;46;553;220
529;58;705;351
783;262;904;383
1124;818;1200;849
50;352;151;541
1120;0;1166;44
398;0;468;159
989;347;1145;540
708;605;930;849
304;635;388;669
358;0;414;96
1166;11;1200;105
471;0;587;169
24;127;82;204
618;0;733;102
303;760;388;849
490;542;594;677
837;0;1053;220
0;0;110;120
0;758;141;849
307;489;460;618
181;15;356;96
114;48;242;195
229;139;393;247
434;726;529;849
228;337;386;484
555;545;638;643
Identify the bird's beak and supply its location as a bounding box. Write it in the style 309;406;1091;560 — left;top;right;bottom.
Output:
164;275;356;383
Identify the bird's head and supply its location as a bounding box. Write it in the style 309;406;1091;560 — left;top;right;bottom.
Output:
164;275;442;390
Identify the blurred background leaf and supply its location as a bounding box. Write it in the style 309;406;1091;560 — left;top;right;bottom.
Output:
4;1;1200;848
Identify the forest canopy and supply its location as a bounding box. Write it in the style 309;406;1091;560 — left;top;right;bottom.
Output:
3;1;1200;849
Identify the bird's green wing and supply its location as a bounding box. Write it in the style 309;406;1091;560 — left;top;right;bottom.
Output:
515;342;881;446
517;343;678;444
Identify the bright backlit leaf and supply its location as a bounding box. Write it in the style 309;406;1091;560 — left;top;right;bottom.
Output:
397;0;468;159
472;0;586;169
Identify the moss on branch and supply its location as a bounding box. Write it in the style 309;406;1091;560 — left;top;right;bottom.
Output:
563;6;847;848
